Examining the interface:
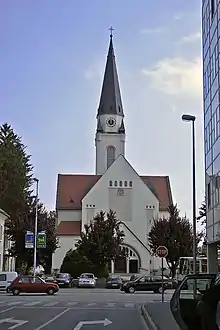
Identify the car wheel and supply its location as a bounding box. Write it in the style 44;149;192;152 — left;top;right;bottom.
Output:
12;288;20;296
47;288;55;295
128;286;135;294
158;287;163;294
6;287;10;293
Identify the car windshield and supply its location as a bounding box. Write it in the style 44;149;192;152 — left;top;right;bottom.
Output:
57;273;68;278
80;274;94;279
109;276;120;280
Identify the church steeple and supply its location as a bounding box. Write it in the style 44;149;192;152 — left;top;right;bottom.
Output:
95;29;126;175
97;30;124;118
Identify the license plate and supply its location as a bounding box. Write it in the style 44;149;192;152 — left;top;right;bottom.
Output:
112;284;118;287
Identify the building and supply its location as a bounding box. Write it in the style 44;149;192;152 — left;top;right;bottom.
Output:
52;33;173;274
202;0;220;271
0;209;15;272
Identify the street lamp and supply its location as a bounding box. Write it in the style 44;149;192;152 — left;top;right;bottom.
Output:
182;114;197;274
33;178;39;279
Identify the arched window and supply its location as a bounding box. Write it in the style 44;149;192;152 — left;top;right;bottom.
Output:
107;145;115;169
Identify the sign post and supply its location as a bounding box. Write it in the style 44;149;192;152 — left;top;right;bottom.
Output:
156;245;168;303
25;231;34;249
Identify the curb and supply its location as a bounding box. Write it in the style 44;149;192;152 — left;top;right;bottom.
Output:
141;305;159;330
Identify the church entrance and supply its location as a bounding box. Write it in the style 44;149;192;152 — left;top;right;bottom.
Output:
111;245;140;274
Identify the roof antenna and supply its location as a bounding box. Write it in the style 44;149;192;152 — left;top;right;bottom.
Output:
109;26;114;39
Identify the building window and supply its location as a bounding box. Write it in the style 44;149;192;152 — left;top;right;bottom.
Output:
114;181;117;187
124;181;127;187
107;145;115;169
208;182;211;208
211;0;215;18
119;180;122;187
109;180;113;187
129;181;132;187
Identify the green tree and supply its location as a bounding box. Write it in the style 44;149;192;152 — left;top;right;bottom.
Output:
148;204;202;278
60;249;95;278
75;210;125;277
0;123;33;268
197;199;206;226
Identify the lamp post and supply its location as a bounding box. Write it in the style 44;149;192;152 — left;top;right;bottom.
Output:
182;114;197;274
33;178;39;279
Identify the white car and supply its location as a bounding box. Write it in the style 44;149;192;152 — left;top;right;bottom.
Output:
78;273;97;288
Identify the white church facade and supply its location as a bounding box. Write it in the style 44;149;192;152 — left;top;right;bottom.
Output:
52;33;173;275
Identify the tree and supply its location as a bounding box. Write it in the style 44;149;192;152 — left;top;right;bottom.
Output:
148;204;202;278
0;123;33;267
60;249;95;278
75;210;125;277
197;199;206;226
5;197;58;273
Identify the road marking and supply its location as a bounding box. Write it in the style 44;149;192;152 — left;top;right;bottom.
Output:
67;302;79;306
24;301;41;306
0;301;5;304
73;319;112;330
0;317;28;329
0;307;15;314
43;302;59;307
124;303;135;308
33;308;70;330
8;302;22;306
86;303;96;306
105;303;116;307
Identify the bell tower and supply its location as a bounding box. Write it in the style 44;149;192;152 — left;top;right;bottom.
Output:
95;29;125;175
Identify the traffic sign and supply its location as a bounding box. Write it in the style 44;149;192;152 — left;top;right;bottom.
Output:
156;245;168;258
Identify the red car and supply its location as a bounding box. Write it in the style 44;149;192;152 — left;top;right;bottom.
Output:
8;275;59;295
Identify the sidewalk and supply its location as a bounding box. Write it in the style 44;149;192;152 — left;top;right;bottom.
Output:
141;302;179;330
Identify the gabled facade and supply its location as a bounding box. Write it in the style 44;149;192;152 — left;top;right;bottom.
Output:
0;209;15;272
52;33;173;274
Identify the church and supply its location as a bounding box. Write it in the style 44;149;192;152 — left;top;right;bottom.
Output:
52;32;173;275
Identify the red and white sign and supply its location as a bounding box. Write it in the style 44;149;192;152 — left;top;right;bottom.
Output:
156;245;168;258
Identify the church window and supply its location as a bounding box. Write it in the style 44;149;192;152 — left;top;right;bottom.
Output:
119;180;122;187
114;181;117;187
107;145;116;169
129;181;132;187
124;181;127;187
109;180;113;186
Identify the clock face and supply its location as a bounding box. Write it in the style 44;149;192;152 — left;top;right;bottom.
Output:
107;117;116;127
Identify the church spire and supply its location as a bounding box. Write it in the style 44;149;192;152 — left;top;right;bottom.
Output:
97;28;124;118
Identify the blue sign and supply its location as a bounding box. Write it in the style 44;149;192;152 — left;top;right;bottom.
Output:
25;231;34;249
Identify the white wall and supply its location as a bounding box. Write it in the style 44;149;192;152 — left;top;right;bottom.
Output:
52;236;80;271
57;210;81;224
0;213;5;272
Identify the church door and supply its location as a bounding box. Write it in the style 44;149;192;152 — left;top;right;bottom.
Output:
114;256;126;273
129;260;138;273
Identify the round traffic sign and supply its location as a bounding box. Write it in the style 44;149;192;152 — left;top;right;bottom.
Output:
156;245;168;258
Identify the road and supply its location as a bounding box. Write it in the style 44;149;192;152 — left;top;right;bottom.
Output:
0;288;173;330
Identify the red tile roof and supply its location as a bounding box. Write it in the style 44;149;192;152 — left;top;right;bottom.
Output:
57;221;81;236
56;174;172;211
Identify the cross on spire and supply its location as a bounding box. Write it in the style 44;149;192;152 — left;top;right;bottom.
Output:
109;26;114;38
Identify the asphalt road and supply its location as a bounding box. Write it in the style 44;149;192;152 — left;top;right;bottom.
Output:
0;288;174;330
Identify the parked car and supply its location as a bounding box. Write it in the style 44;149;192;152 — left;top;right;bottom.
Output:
106;275;122;289
0;272;18;293
55;273;72;287
78;273;97;288
7;275;59;295
121;275;169;294
129;274;142;281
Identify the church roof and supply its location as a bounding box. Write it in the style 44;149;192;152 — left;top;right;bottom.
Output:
56;174;172;212
96;35;124;118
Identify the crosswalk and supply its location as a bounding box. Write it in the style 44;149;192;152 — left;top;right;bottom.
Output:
0;300;140;309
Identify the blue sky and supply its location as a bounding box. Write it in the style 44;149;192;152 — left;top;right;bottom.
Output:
1;0;202;216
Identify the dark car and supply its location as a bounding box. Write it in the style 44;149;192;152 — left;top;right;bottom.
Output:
8;275;59;296
170;273;218;330
55;273;72;287
121;275;169;294
106;275;122;289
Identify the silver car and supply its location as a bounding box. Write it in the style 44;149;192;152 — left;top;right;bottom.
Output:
78;273;97;288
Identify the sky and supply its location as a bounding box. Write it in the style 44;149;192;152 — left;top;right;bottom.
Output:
0;0;202;218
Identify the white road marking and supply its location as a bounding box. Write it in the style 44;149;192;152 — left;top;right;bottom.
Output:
0;307;15;314
67;302;79;306
24;301;41;306
124;303;135;308
7;302;22;306
86;303;97;306
33;308;71;330
43;302;59;307
105;303;116;307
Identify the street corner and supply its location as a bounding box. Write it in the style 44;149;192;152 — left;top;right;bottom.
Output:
0;306;71;330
